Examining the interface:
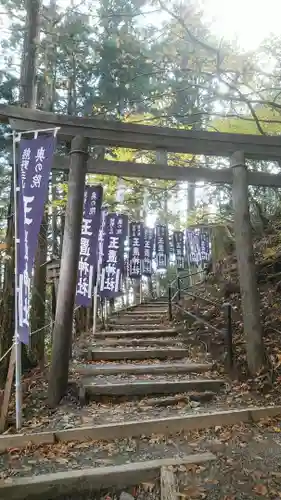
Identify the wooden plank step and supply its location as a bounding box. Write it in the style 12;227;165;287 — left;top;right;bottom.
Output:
110;317;166;324
134;302;168;311
87;348;189;361
94;328;177;339
96;328;177;338
76;362;213;376
1;407;280;453
107;322;170;333
0;454;216;499
93;337;183;347
140;297;168;306
81;379;225;398
108;324;168;330
123;310;167;315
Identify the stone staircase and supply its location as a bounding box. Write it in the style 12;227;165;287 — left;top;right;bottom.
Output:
76;298;225;405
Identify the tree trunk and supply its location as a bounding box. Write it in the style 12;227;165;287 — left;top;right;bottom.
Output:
0;0;40;385
31;0;57;366
231;151;265;374
20;0;40;108
52;173;59;256
48;136;88;406
30;212;48;368
0;184;15;386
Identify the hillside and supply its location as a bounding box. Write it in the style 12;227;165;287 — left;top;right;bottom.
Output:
176;220;281;395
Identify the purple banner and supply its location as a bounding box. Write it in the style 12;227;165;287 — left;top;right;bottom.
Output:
143;227;154;276
100;213;128;297
155;224;168;269
97;208;107;272
18;135;56;344
186;229;201;265
76;185;103;307
173;231;185;269
200;230;211;262
129;221;144;278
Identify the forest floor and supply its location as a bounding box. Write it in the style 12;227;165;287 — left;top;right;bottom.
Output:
176;219;281;400
2;339;281;434
2;419;281;499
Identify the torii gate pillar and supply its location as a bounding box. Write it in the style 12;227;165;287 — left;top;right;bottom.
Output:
48;136;88;406
231;151;264;374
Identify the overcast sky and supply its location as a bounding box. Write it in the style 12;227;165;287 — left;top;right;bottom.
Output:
204;0;281;50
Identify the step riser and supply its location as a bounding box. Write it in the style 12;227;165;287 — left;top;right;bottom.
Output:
108;324;166;330
76;363;213;376
133;307;167;311
112;319;166;324
87;349;188;361
119;311;165;319
112;310;166;317
0;454;216;498
95;329;176;338
109;319;166;325
81;380;224;401
92;338;183;347
122;318;167;322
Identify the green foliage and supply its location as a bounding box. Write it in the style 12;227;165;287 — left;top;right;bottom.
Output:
212;107;281;136
2;0;281;231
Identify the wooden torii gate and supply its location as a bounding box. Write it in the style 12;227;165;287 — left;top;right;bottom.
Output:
0;104;279;402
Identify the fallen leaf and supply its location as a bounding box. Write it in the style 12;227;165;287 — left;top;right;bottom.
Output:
178;464;187;472
141;482;155;492
253;484;268;496
181;486;206;498
55;458;69;465
272;471;281;478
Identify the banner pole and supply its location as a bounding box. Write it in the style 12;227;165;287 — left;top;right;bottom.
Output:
13;131;22;431
92;286;98;335
93;207;106;334
92;238;101;336
127;217;130;305
93;251;101;334
139;278;142;304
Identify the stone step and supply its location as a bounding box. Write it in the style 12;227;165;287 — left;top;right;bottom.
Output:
80;378;225;401
76;362;213;376
92;337;183;347
95;328;177;338
87;348;189;361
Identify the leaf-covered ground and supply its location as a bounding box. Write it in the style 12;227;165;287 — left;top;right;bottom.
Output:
3;225;281;497
174;219;281;397
2;343;279;434
2;419;281;499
